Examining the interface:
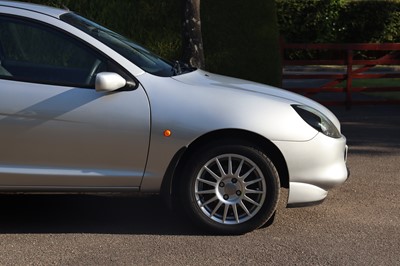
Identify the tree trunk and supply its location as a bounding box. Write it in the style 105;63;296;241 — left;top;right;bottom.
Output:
182;0;205;69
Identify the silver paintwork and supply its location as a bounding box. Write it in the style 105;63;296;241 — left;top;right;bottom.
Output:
95;72;127;92
0;0;67;18
138;70;348;205
0;80;150;189
0;1;348;206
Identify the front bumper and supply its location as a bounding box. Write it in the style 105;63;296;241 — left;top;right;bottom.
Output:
273;134;349;207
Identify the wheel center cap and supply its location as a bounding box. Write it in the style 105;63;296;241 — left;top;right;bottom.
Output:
225;183;238;196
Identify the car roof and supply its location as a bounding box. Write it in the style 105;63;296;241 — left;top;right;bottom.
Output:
0;0;68;18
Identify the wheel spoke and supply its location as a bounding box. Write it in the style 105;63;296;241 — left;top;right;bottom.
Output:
228;156;233;175
210;201;223;217
234;159;244;177
215;158;226;176
200;196;218;208
239;200;251;216
196;189;215;195
243;195;261;207
204;166;221;181
197;178;217;187
245;188;264;194
222;204;229;223
240;166;256;180
232;204;239;223
244;177;263;187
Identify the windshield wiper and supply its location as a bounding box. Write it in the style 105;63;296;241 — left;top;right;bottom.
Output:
173;60;182;75
172;60;196;76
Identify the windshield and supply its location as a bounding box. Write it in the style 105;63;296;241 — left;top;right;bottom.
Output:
61;13;176;77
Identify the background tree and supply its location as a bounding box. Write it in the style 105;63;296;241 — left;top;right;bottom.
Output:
182;0;205;69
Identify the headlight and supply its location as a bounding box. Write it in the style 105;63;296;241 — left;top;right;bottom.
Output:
292;105;341;139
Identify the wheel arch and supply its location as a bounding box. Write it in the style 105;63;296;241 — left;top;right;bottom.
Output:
160;129;289;208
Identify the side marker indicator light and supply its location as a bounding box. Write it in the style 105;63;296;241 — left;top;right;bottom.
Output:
163;130;172;137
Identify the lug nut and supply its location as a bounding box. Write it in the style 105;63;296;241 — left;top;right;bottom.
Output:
236;190;242;196
223;194;229;200
219;182;225;188
232;178;238;184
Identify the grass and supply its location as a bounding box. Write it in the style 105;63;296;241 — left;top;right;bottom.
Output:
349;78;400;88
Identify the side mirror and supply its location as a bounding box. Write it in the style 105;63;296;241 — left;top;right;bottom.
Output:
95;72;127;92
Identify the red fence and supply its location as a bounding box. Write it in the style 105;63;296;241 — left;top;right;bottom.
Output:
280;40;400;108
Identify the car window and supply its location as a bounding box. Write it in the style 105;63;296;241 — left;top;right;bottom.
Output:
61;13;178;77
0;15;108;87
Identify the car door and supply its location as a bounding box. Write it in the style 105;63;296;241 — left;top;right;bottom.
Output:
0;15;150;189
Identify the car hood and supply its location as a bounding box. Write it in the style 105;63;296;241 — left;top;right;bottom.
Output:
172;70;341;131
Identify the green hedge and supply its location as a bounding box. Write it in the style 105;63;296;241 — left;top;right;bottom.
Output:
277;0;341;43
22;0;281;86
339;1;400;43
276;0;400;43
202;0;281;85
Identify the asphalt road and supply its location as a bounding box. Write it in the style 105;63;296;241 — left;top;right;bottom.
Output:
0;105;399;265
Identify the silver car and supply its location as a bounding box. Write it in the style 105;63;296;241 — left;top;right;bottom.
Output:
0;1;348;234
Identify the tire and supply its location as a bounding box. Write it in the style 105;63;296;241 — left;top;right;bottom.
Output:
180;143;280;235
